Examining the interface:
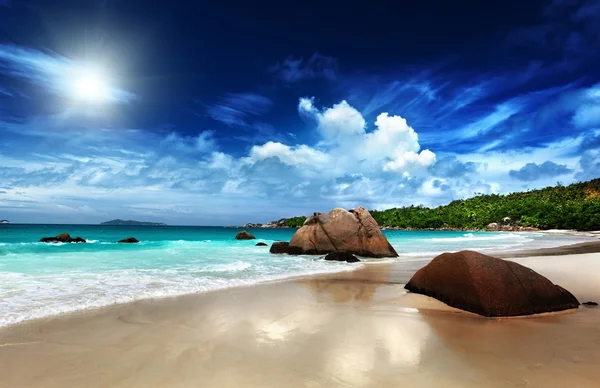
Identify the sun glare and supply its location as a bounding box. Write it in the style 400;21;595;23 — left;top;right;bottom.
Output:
72;68;110;103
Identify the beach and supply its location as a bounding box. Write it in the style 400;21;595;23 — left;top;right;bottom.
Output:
1;242;599;387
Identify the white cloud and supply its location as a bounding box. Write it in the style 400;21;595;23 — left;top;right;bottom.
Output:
207;152;236;170
384;149;436;172
296;98;436;175
312;99;366;141
244;141;330;168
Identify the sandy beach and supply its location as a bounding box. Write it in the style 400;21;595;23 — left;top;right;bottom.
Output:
1;243;600;387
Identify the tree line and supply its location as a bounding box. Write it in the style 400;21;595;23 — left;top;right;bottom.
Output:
284;178;600;231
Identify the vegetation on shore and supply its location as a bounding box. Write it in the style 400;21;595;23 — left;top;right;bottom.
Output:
284;178;600;231
283;216;309;228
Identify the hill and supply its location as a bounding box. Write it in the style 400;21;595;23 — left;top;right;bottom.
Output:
284;178;600;231
100;219;167;226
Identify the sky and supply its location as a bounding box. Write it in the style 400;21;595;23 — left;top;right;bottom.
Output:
0;0;599;225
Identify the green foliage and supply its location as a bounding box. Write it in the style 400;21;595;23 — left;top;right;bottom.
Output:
369;178;600;231
284;178;600;231
284;216;307;228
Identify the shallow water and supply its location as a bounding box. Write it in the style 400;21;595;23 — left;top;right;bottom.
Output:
0;224;595;326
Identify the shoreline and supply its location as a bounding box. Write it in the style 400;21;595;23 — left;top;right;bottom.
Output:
0;261;361;329
494;240;600;257
1;239;599;330
1;242;600;386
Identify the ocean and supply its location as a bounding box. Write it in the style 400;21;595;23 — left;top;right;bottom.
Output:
0;224;595;327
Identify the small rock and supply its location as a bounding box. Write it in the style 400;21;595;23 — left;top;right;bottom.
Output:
582;301;598;307
118;237;139;243
235;230;256;240
270;241;290;254
71;236;86;243
486;223;499;231
255;242;268;246
324;251;360;263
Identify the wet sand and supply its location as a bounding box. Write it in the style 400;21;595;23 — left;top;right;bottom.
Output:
1;247;600;387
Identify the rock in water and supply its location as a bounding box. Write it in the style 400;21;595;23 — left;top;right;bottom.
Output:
40;233;86;243
405;250;580;317
255;242;268;246
324;251;360;263
287;206;397;258
118;237;139;243
270;241;290;254
235;231;256;240
56;232;72;242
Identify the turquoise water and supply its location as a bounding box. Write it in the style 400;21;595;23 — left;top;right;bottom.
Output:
0;224;594;327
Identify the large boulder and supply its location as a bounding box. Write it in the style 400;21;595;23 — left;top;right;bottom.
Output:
40;233;86;243
287;207;397;258
235;230;256;240
405;250;580;317
324;251;360;263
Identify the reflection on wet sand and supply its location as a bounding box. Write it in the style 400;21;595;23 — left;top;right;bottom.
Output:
297;264;391;303
0;254;599;387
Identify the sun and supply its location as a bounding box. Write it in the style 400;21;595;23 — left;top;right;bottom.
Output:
71;68;110;103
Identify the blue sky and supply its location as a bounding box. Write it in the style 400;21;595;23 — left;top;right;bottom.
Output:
0;0;599;225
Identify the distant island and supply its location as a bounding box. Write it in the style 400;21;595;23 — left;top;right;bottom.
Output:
100;219;167;226
0;219;10;224
247;178;600;231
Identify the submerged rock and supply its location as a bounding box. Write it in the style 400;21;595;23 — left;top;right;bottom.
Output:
324;251;360;263
287;206;397;258
582;301;598;307
269;241;290;254
255;242;268;246
235;230;256;240
405;250;579;317
40;233;86;243
118;237;139;243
